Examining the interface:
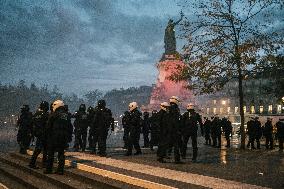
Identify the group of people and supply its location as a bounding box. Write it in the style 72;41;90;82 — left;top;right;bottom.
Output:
246;116;284;150
122;96;204;163
16;99;114;175
16;95;284;174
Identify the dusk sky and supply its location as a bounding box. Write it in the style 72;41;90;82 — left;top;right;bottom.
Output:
1;0;282;95
0;0;185;95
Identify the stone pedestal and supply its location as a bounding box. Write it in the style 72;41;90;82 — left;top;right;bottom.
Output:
146;54;194;111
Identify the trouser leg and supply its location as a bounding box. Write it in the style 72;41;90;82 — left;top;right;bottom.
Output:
46;148;55;173
173;140;181;162
181;135;189;158
279;138;284;150
192;135;198;161
217;135;221;147
30;148;41;166
81;131;87;151
133;134;141;153
256;138;260;149
57;149;65;174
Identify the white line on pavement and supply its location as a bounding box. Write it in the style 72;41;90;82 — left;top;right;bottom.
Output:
68;152;271;189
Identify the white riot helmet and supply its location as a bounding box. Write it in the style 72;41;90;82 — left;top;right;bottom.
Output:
52;100;64;112
169;96;180;104
160;102;170;111
129;102;138;112
187;103;194;110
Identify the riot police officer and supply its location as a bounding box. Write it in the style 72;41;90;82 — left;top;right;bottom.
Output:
181;103;203;161
92;100;113;156
142;112;150;148
263;117;274;149
254;117;262;149
29;101;49;169
246;117;254;149
203;117;212;145
211;116;222;148
125;102;142;156
87;106;95;150
73;104;89;152
276;118;284;151
150;110;160;151
17;105;33;154
44;100;73;174
122;111;131;149
222;117;232;148
157;102;171;163
168;96;182;163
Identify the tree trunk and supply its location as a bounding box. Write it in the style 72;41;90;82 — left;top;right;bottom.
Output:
236;56;246;149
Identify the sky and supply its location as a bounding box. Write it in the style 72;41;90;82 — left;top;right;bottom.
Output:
0;0;282;96
0;0;184;95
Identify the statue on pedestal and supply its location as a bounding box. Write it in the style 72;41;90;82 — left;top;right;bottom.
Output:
164;11;184;55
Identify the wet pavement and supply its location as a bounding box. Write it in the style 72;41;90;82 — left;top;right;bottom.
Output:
100;136;284;189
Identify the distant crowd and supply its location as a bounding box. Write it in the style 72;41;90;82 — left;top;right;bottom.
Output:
16;96;284;174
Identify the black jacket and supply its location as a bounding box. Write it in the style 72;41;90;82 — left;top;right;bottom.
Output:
32;109;49;138
181;110;203;136
46;107;73;149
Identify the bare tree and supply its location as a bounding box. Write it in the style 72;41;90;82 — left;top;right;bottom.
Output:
176;0;283;149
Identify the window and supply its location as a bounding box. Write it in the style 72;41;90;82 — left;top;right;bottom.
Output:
213;100;217;104
235;107;239;114
277;105;282;114
268;105;273;114
206;108;210;115
213;108;217;114
260;106;264;114
227;107;231;114
220;108;223;114
243;106;247;113
251;106;255;114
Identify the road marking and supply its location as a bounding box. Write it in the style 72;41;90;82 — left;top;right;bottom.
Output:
67;152;271;189
26;150;176;189
0;183;9;189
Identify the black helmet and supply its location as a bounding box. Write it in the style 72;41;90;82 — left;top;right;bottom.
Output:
79;104;86;111
64;105;69;112
143;111;149;117
98;100;106;108
21;105;30;112
87;106;94;113
40;101;49;111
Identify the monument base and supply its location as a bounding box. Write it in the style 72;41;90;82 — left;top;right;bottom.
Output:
144;54;194;112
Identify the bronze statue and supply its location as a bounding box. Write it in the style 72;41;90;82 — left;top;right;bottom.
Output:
164;11;184;55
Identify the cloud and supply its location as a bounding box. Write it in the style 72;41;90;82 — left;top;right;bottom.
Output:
0;0;175;94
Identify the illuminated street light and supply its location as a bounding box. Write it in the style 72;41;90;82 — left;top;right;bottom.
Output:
282;96;284;102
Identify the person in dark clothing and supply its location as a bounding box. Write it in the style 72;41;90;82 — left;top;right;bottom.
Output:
142;112;150;148
276;118;284;151
122;111;131;149
87;106;95;150
253;117;262;149
17;105;33;154
29;101;49;169
168;96;182;163
246;117;255;149
181;103;203;161
44;100;73;175
150;110;160;151
92;100;114;156
221;117;233;148
73;104;88;152
203;117;212;145
263;118;274;149
125;102;142;156
211;116;222;148
157;102;171;163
